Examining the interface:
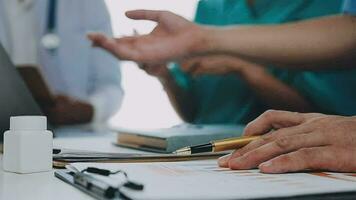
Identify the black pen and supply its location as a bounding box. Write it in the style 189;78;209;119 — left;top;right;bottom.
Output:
173;136;260;155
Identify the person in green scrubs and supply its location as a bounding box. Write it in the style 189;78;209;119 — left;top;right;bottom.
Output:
139;0;343;125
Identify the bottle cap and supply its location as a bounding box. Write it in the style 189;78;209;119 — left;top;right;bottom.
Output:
10;116;47;131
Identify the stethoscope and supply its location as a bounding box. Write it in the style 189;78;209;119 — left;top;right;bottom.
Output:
40;0;69;92
41;0;60;51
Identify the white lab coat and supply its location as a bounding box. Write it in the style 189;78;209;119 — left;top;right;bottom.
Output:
0;0;123;126
0;3;9;52
0;0;38;65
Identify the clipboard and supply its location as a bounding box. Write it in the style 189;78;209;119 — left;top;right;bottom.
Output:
55;170;129;200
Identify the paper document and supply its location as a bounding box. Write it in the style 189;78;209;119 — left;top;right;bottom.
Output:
53;148;227;169
69;160;356;200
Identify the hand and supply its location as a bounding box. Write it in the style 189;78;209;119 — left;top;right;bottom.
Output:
44;95;94;125
180;55;266;77
88;10;202;63
138;63;170;80
218;110;356;173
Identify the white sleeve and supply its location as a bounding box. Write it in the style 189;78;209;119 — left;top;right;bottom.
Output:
86;0;124;126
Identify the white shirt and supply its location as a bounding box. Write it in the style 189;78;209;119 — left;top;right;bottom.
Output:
1;0;38;65
0;0;123;126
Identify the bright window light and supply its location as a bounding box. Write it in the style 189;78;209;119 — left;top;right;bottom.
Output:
105;1;198;129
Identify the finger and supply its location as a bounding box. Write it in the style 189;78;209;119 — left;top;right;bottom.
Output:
180;58;201;73
258;146;354;173
87;33;119;53
191;66;216;76
218;153;233;168
189;62;202;75
189;62;206;75
230;124;310;161
114;37;148;61
228;132;326;170
87;33;109;47
126;10;165;22
88;33;141;61
244;110;305;136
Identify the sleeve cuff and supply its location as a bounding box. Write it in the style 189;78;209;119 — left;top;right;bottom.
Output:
89;86;123;129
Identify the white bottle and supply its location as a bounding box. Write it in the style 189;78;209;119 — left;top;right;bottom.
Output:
3;116;53;173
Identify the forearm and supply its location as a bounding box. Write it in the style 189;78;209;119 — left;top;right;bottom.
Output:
159;74;196;123
200;15;356;69
240;69;314;112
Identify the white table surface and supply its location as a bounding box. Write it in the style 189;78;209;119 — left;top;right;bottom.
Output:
0;129;145;200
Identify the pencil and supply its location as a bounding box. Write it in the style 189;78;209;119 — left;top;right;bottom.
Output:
173;136;260;155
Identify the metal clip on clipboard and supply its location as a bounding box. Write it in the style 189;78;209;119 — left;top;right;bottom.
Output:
55;168;144;200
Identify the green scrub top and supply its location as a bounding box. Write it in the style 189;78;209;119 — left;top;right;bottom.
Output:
170;0;344;125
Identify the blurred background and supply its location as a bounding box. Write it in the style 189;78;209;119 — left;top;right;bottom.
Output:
105;0;198;129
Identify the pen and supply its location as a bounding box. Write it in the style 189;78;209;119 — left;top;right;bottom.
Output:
173;136;260;155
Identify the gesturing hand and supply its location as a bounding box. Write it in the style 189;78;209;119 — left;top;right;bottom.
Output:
218;110;356;173
88;10;202;63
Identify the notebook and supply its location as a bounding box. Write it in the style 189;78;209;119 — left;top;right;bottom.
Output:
114;124;245;153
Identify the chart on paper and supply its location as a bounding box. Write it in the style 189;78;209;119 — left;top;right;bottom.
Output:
70;160;356;200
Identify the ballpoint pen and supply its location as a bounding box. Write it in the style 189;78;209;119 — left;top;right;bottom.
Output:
173;136;260;155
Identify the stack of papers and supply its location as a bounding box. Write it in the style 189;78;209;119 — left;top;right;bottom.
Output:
53;148;227;168
66;160;356;199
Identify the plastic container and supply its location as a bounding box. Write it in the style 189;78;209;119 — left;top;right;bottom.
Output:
3;116;53;173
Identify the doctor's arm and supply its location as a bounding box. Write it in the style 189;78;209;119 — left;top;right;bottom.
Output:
180;55;313;112
203;15;356;69
88;11;356;70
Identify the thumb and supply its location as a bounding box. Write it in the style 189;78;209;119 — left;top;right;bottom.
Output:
126;10;165;22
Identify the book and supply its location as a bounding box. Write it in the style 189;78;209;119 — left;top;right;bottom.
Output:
114;124;245;153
